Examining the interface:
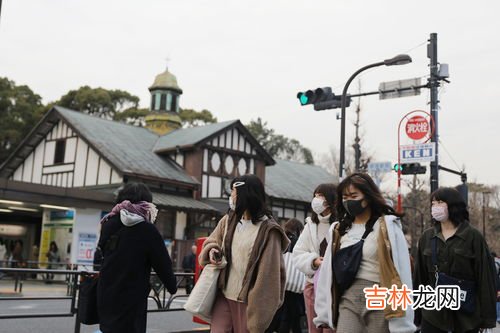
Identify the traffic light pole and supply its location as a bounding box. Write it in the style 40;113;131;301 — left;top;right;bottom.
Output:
429;33;440;193
397;115;405;212
339;61;385;180
298;55;411;180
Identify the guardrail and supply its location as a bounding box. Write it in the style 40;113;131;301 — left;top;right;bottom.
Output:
0;260;78;294
0;267;194;333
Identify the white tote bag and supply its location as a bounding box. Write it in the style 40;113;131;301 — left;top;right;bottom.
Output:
183;218;228;322
183;259;227;322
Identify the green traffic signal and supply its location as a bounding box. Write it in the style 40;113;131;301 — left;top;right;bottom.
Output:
298;93;309;105
394;163;427;175
297;88;349;110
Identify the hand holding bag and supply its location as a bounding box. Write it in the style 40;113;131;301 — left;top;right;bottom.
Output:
78;272;99;325
183;258;227;322
183;217;228;322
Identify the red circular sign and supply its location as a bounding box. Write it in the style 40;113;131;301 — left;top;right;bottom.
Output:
405;115;429;140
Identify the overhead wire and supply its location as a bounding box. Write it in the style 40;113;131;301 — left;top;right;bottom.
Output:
438;138;463;172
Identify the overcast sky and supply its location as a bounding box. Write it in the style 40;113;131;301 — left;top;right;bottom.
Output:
1;0;499;192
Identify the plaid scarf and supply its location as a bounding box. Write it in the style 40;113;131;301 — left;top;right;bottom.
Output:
100;200;158;224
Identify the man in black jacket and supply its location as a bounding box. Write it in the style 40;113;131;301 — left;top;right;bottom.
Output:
94;183;177;333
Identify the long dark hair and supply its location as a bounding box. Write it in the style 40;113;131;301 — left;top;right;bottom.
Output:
284;218;304;252
230;174;271;224
337;173;402;236
49;241;58;252
311;183;337;224
431;187;469;227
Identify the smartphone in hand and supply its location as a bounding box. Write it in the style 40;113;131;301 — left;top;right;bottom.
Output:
212;250;222;262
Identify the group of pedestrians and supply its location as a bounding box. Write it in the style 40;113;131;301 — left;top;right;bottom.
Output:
91;173;498;333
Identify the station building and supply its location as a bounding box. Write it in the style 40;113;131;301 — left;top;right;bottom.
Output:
0;68;333;269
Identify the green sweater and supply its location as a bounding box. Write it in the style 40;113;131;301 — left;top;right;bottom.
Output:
413;222;497;332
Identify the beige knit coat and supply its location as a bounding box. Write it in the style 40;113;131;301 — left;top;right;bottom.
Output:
199;214;290;333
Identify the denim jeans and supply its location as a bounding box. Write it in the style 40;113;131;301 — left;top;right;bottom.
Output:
496;301;500;322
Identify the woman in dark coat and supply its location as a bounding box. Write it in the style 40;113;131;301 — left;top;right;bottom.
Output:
94;182;177;333
414;187;496;333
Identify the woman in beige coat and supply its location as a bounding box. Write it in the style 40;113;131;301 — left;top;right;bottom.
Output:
199;174;289;333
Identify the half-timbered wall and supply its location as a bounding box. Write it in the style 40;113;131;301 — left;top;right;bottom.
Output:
10;120;122;187
200;127;260;199
270;199;308;222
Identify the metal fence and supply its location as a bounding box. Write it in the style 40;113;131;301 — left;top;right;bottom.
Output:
0;266;194;333
0;260;78;294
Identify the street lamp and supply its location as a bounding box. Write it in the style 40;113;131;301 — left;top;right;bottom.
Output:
338;54;412;179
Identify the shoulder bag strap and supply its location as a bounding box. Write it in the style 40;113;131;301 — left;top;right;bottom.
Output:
360;228;372;241
431;237;438;270
360;215;383;241
431;237;440;286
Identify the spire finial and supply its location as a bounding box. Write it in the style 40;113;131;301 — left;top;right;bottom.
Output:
165;56;171;71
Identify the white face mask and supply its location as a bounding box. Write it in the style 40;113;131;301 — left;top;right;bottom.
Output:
431;205;448;222
229;196;236;211
311;197;326;215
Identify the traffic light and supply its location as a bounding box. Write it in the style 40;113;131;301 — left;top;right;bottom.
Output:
297;87;351;111
393;163;427;175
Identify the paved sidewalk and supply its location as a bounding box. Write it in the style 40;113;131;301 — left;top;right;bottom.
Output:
1;279;499;333
0;278;206;332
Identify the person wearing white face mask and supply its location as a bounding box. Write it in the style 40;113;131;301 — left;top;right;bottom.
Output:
293;183;337;333
414;187;497;333
199;175;289;333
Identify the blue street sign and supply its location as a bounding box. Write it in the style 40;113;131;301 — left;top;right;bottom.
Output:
400;143;436;163
367;161;392;173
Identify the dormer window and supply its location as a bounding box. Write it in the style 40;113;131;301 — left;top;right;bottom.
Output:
54;139;66;164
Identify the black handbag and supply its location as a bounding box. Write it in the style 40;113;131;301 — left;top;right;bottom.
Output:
431;238;476;314
77;226;124;325
333;227;373;292
78;272;99;324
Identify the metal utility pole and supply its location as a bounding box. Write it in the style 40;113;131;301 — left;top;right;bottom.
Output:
428;33;440;193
